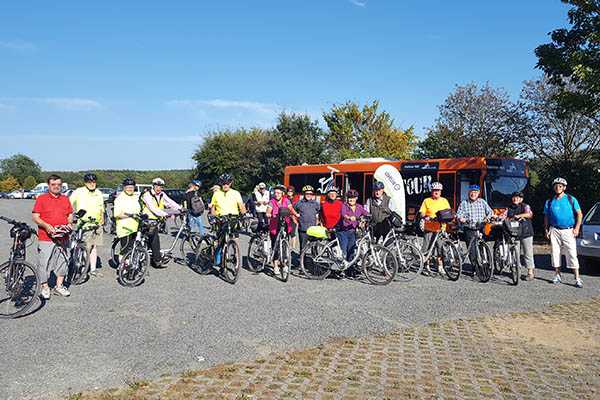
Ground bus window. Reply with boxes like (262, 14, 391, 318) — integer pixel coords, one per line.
(346, 172, 365, 201)
(364, 174, 374, 204)
(484, 175, 528, 208)
(457, 170, 481, 204)
(289, 173, 330, 194)
(438, 172, 456, 209)
(335, 174, 344, 194)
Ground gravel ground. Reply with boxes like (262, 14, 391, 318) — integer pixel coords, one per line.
(0, 199, 598, 400)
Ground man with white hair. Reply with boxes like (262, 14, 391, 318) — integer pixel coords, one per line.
(254, 182, 270, 231)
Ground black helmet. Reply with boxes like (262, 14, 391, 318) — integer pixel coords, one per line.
(122, 177, 136, 186)
(83, 173, 97, 182)
(373, 181, 385, 190)
(346, 189, 359, 198)
(218, 173, 233, 185)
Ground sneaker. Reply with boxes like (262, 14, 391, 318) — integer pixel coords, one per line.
(273, 265, 281, 276)
(40, 286, 51, 300)
(575, 279, 583, 288)
(53, 285, 71, 297)
(552, 275, 562, 284)
(90, 271, 103, 278)
(282, 265, 289, 276)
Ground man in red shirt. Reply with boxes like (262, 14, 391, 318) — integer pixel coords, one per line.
(321, 187, 343, 229)
(32, 175, 73, 299)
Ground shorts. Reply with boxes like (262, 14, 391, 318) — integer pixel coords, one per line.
(38, 241, 69, 283)
(83, 228, 103, 250)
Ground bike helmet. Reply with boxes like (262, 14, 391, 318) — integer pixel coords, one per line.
(191, 179, 202, 187)
(287, 186, 295, 193)
(258, 182, 267, 189)
(152, 177, 165, 186)
(468, 184, 481, 191)
(218, 173, 233, 185)
(512, 191, 524, 198)
(302, 185, 315, 193)
(346, 189, 359, 199)
(373, 181, 385, 190)
(274, 184, 287, 192)
(83, 173, 97, 182)
(327, 186, 339, 194)
(552, 177, 567, 186)
(431, 182, 443, 191)
(122, 177, 136, 186)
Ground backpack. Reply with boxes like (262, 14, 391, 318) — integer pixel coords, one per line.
(190, 191, 205, 215)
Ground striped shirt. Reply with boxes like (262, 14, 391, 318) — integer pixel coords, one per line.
(456, 198, 493, 224)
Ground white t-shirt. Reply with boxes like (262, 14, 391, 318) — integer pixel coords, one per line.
(254, 190, 270, 213)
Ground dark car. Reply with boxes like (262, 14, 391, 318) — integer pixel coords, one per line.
(0, 192, 7, 199)
(164, 189, 186, 205)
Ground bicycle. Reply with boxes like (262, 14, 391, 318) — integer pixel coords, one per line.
(454, 219, 493, 283)
(102, 203, 115, 234)
(246, 208, 292, 282)
(299, 216, 398, 285)
(116, 213, 159, 287)
(155, 210, 202, 267)
(0, 216, 41, 319)
(193, 215, 242, 284)
(417, 217, 462, 281)
(65, 210, 101, 286)
(491, 218, 521, 285)
(238, 213, 257, 235)
(381, 213, 424, 282)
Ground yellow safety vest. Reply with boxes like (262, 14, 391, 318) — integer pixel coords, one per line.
(141, 191, 165, 220)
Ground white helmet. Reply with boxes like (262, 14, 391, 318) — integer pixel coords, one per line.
(552, 177, 567, 186)
(431, 182, 443, 191)
(152, 177, 165, 186)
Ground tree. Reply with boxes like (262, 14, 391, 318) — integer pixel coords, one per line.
(22, 176, 38, 190)
(416, 83, 522, 159)
(535, 0, 600, 118)
(273, 112, 329, 166)
(323, 100, 417, 161)
(0, 154, 42, 186)
(517, 78, 600, 164)
(0, 175, 21, 192)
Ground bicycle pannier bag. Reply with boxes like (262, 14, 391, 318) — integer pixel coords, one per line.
(307, 225, 328, 239)
(504, 220, 521, 237)
(436, 208, 455, 223)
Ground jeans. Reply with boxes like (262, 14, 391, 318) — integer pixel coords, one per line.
(256, 212, 268, 232)
(337, 230, 357, 262)
(299, 230, 309, 251)
(188, 215, 206, 237)
(372, 220, 390, 243)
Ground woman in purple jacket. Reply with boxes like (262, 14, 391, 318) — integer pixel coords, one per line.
(338, 189, 368, 266)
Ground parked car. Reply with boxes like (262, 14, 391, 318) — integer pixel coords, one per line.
(164, 189, 186, 205)
(98, 187, 113, 202)
(108, 184, 152, 204)
(8, 191, 25, 199)
(30, 188, 48, 199)
(577, 201, 600, 269)
(0, 192, 7, 199)
(22, 191, 35, 199)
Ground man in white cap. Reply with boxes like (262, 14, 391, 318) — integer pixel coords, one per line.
(254, 182, 270, 231)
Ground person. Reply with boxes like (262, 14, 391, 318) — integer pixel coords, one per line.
(294, 185, 321, 251)
(32, 174, 73, 299)
(365, 181, 392, 243)
(286, 186, 300, 247)
(266, 185, 295, 275)
(544, 177, 583, 287)
(253, 182, 270, 231)
(456, 184, 494, 265)
(419, 182, 451, 273)
(183, 179, 206, 238)
(502, 191, 535, 281)
(140, 177, 182, 267)
(321, 187, 343, 230)
(338, 189, 368, 276)
(114, 177, 141, 259)
(207, 185, 220, 213)
(69, 173, 105, 277)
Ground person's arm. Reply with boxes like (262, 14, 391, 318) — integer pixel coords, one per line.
(543, 200, 550, 239)
(236, 192, 247, 215)
(574, 198, 583, 236)
(32, 212, 56, 236)
(266, 204, 273, 219)
(515, 204, 533, 220)
(456, 201, 465, 222)
(484, 201, 494, 219)
(162, 192, 182, 211)
(418, 200, 428, 219)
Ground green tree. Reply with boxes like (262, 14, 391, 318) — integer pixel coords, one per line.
(273, 112, 329, 165)
(535, 0, 600, 118)
(416, 83, 522, 159)
(0, 154, 42, 185)
(22, 175, 38, 190)
(0, 175, 21, 192)
(323, 100, 416, 161)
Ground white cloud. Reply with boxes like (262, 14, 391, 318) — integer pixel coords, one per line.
(167, 99, 280, 115)
(0, 97, 102, 111)
(0, 40, 36, 52)
(349, 0, 367, 7)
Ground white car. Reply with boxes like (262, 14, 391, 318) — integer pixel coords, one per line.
(8, 191, 25, 199)
(577, 201, 600, 269)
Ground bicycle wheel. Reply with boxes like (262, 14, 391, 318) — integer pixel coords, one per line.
(0, 260, 41, 319)
(246, 235, 266, 273)
(509, 246, 520, 286)
(117, 245, 148, 287)
(385, 237, 423, 282)
(110, 237, 121, 266)
(299, 240, 332, 280)
(68, 244, 89, 285)
(362, 244, 398, 285)
(220, 240, 240, 284)
(278, 238, 291, 282)
(439, 239, 462, 281)
(493, 241, 505, 274)
(475, 241, 493, 283)
(180, 232, 201, 266)
(192, 236, 214, 275)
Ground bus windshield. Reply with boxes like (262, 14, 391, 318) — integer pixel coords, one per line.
(485, 176, 528, 208)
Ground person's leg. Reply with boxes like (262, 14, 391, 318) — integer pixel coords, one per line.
(549, 227, 562, 275)
(337, 231, 349, 260)
(463, 229, 478, 265)
(563, 229, 581, 281)
(521, 236, 535, 278)
(346, 230, 357, 262)
(148, 229, 161, 266)
(37, 241, 53, 295)
(89, 245, 98, 272)
(299, 231, 308, 252)
(53, 244, 70, 293)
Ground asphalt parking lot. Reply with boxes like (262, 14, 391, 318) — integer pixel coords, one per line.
(1, 199, 599, 400)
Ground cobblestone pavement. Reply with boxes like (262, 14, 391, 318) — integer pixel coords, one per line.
(74, 297, 600, 400)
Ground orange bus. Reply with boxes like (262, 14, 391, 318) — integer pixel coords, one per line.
(283, 157, 528, 221)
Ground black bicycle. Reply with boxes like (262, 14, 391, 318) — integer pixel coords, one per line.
(66, 210, 100, 286)
(116, 213, 159, 287)
(193, 215, 242, 284)
(0, 216, 41, 319)
(454, 220, 493, 283)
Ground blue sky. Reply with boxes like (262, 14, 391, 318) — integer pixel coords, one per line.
(1, 0, 569, 170)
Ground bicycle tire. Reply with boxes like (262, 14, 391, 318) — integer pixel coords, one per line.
(299, 240, 332, 280)
(110, 237, 121, 265)
(180, 232, 201, 266)
(362, 244, 398, 285)
(0, 260, 41, 319)
(475, 241, 493, 283)
(279, 238, 291, 282)
(192, 236, 214, 275)
(509, 246, 519, 286)
(220, 239, 240, 284)
(384, 237, 423, 282)
(439, 239, 462, 281)
(246, 235, 266, 273)
(69, 244, 89, 285)
(117, 245, 148, 287)
(493, 241, 505, 274)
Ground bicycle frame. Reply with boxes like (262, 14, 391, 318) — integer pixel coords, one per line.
(160, 213, 190, 256)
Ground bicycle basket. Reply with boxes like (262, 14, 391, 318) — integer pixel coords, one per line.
(503, 220, 521, 237)
(424, 220, 442, 233)
(306, 225, 328, 239)
(435, 209, 455, 223)
(10, 224, 31, 241)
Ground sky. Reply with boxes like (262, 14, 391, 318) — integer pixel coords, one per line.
(0, 0, 570, 171)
